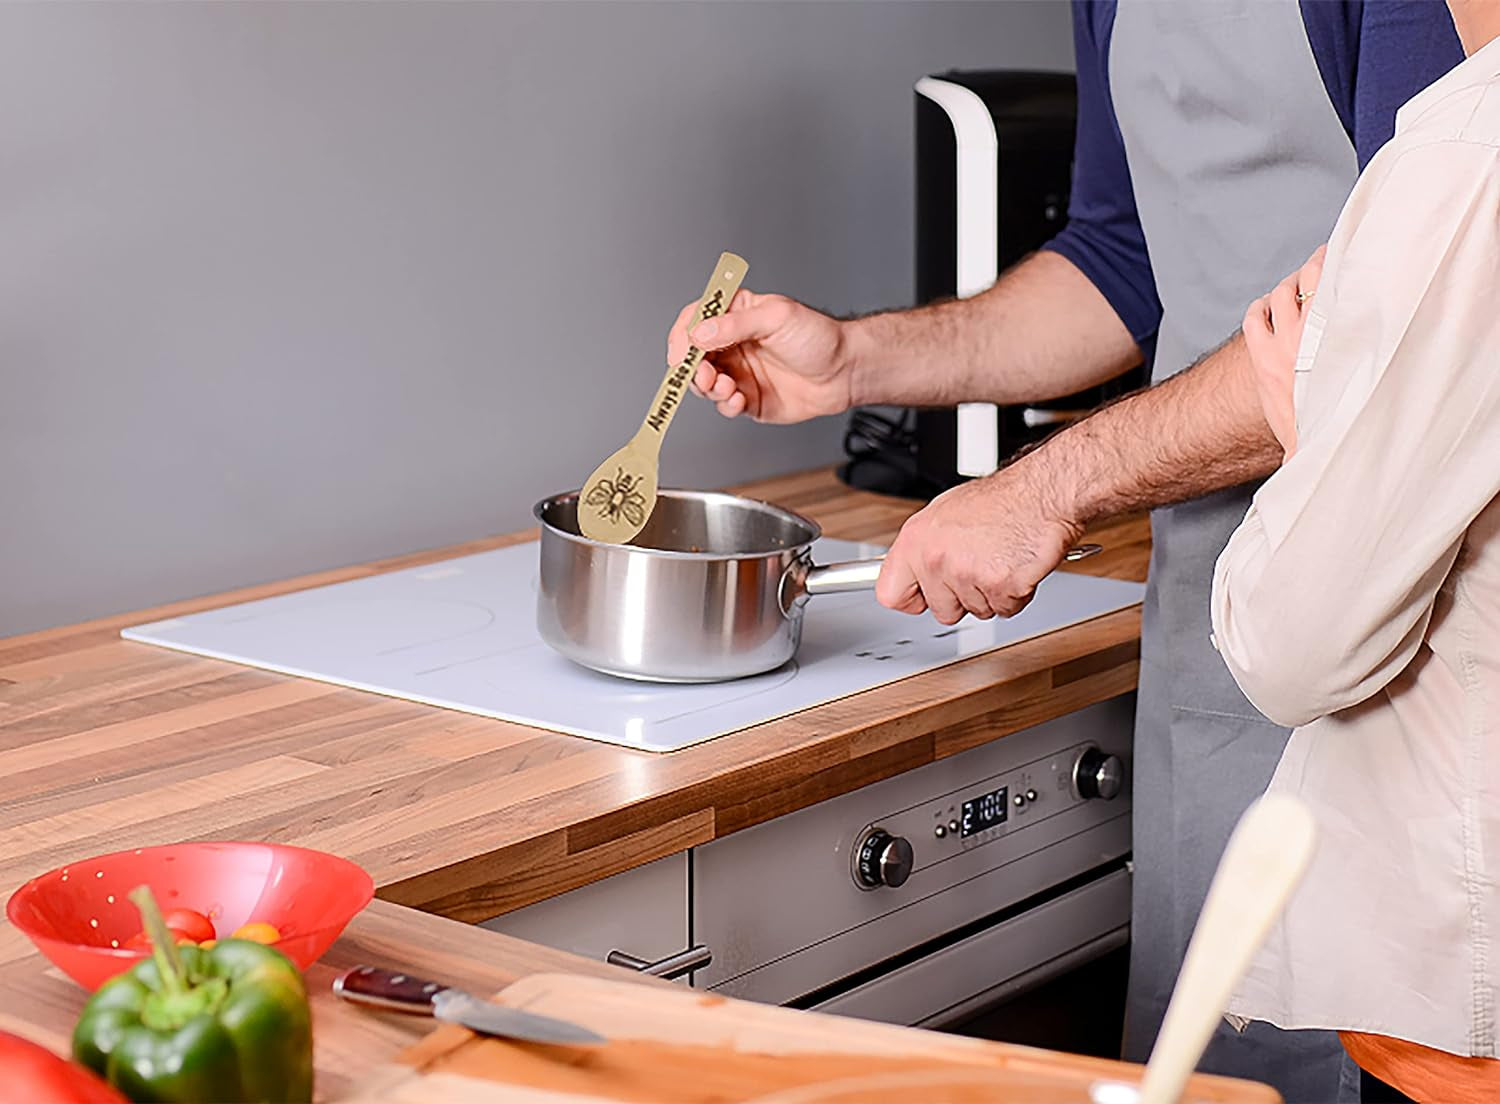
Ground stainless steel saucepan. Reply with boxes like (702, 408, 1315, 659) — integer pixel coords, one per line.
(535, 488, 1102, 683)
(535, 489, 880, 682)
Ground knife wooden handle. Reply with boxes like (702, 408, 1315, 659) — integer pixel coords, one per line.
(332, 965, 446, 1015)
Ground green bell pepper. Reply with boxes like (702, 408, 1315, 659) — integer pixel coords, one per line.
(72, 887, 313, 1104)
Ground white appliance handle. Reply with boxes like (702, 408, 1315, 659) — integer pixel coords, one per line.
(916, 76, 1000, 479)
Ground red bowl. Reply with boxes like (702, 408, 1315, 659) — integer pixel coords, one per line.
(6, 841, 374, 991)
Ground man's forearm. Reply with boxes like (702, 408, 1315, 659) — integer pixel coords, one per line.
(841, 251, 1143, 408)
(1029, 334, 1281, 526)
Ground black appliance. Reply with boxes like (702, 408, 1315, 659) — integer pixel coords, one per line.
(839, 69, 1146, 498)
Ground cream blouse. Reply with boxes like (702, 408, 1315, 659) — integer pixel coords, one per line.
(1211, 37, 1500, 1057)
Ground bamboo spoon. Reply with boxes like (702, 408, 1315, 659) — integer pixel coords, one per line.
(578, 252, 748, 544)
(1126, 793, 1317, 1104)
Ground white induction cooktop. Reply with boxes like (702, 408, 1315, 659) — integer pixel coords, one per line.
(122, 539, 1144, 753)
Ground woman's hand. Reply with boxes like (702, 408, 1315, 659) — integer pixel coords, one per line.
(1242, 245, 1326, 460)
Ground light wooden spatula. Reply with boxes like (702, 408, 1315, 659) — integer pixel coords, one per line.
(578, 252, 748, 544)
(1127, 793, 1317, 1104)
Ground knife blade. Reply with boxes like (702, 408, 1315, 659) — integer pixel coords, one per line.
(332, 965, 606, 1046)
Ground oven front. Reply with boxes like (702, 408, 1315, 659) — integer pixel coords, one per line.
(692, 695, 1134, 1030)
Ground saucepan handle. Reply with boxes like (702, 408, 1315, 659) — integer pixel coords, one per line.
(782, 544, 1103, 614)
(780, 556, 882, 614)
(802, 558, 885, 596)
(802, 545, 1103, 595)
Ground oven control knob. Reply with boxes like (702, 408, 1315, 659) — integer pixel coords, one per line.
(1073, 747, 1125, 801)
(855, 829, 914, 889)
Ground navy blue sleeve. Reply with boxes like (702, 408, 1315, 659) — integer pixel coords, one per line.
(1300, 1, 1464, 167)
(1039, 0, 1161, 348)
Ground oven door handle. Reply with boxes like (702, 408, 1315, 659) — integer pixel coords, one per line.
(606, 944, 712, 980)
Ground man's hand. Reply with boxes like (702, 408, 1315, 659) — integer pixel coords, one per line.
(875, 464, 1085, 625)
(665, 290, 852, 424)
(1242, 245, 1325, 459)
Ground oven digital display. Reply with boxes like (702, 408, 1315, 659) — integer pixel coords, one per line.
(960, 786, 1008, 837)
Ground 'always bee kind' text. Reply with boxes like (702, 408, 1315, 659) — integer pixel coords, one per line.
(647, 289, 729, 432)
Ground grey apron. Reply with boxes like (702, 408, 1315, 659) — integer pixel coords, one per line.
(1107, 3, 1359, 1100)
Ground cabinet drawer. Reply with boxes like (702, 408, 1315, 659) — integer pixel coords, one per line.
(481, 852, 688, 973)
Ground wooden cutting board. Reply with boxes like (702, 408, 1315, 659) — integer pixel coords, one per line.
(344, 973, 1280, 1104)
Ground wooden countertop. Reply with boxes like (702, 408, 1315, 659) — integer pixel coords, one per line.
(1, 468, 1147, 923)
(0, 466, 1149, 1099)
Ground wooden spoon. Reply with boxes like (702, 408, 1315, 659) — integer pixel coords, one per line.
(578, 252, 748, 544)
(1131, 794, 1317, 1104)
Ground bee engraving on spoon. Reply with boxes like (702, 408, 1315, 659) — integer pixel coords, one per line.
(584, 468, 648, 528)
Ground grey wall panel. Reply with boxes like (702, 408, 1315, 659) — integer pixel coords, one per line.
(0, 1, 1072, 634)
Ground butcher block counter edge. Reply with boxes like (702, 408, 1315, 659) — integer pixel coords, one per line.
(0, 468, 1149, 926)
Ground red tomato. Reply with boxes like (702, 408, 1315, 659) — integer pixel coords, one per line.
(123, 926, 198, 950)
(160, 908, 216, 943)
(0, 1030, 128, 1104)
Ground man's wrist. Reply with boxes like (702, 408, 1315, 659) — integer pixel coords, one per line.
(1039, 422, 1108, 530)
(986, 441, 1090, 542)
(839, 314, 879, 409)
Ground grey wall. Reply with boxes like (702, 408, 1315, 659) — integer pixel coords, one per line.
(0, 0, 1073, 636)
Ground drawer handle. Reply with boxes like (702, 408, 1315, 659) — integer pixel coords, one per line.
(607, 945, 712, 980)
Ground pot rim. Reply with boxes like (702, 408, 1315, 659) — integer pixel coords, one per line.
(533, 487, 823, 562)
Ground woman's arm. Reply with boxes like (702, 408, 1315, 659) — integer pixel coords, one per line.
(1212, 140, 1500, 729)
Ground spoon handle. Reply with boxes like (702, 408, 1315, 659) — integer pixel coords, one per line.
(635, 252, 748, 451)
(1136, 794, 1316, 1104)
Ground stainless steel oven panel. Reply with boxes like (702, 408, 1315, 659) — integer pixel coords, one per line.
(855, 738, 1110, 873)
(693, 695, 1133, 990)
(701, 825, 1128, 1005)
(802, 868, 1131, 1028)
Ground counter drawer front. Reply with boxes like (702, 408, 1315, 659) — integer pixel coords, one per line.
(480, 853, 688, 973)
